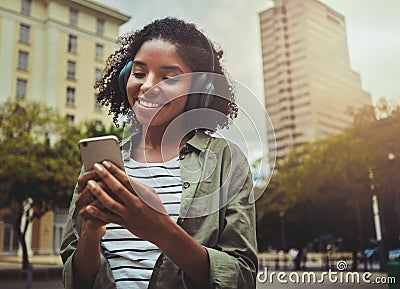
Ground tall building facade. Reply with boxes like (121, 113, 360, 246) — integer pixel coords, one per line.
(0, 0, 130, 255)
(260, 0, 371, 163)
(0, 0, 130, 126)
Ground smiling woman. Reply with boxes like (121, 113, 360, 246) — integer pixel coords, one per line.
(60, 17, 257, 289)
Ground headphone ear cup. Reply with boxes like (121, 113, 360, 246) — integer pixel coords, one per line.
(187, 73, 215, 109)
(118, 60, 133, 99)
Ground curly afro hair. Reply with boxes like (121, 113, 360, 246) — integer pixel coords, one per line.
(94, 17, 238, 131)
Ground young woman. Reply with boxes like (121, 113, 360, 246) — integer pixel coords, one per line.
(61, 17, 257, 289)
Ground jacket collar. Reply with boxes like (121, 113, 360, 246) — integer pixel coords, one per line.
(185, 130, 211, 152)
(121, 129, 211, 160)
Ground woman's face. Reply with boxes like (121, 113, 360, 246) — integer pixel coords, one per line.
(126, 39, 193, 128)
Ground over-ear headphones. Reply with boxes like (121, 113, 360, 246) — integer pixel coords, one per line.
(118, 34, 215, 109)
(118, 60, 133, 99)
(185, 36, 215, 110)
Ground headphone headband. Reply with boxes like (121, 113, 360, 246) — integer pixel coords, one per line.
(202, 33, 215, 72)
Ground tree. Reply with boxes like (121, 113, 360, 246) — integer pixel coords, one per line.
(256, 100, 400, 253)
(82, 120, 124, 139)
(0, 101, 78, 269)
(0, 101, 123, 269)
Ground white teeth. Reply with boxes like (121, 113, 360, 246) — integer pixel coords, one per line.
(138, 100, 163, 108)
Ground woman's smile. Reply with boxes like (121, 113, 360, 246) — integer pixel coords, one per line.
(136, 98, 165, 109)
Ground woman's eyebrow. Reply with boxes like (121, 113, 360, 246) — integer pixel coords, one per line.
(132, 61, 183, 73)
(132, 60, 146, 67)
(160, 66, 184, 73)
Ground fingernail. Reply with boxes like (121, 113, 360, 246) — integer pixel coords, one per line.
(88, 180, 96, 189)
(86, 206, 94, 214)
(94, 163, 103, 172)
(102, 161, 111, 169)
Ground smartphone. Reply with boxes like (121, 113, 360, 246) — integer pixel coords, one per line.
(78, 135, 124, 171)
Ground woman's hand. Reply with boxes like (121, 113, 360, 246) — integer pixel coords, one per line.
(85, 161, 210, 285)
(73, 171, 109, 286)
(84, 161, 173, 246)
(75, 171, 107, 238)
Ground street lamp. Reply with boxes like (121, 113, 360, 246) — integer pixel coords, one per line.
(369, 168, 387, 272)
(280, 211, 286, 252)
(388, 143, 400, 241)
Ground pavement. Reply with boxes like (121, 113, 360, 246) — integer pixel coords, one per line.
(0, 254, 63, 280)
(0, 254, 397, 289)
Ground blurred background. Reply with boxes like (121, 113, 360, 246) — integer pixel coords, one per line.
(0, 0, 399, 288)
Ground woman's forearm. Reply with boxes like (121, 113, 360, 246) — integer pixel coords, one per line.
(155, 220, 210, 286)
(73, 223, 103, 287)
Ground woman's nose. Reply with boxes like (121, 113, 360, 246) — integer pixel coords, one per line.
(140, 73, 159, 94)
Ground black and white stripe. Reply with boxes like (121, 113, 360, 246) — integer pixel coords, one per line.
(101, 157, 182, 289)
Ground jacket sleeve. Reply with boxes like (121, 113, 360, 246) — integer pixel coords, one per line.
(60, 173, 116, 289)
(187, 142, 258, 289)
(208, 151, 258, 289)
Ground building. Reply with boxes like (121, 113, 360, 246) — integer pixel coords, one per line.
(0, 0, 130, 125)
(0, 0, 130, 255)
(260, 0, 371, 163)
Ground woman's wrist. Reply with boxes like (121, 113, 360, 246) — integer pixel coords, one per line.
(74, 223, 103, 287)
(152, 219, 210, 285)
(151, 217, 179, 250)
(81, 222, 105, 243)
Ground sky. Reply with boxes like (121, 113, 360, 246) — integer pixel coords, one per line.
(97, 0, 400, 106)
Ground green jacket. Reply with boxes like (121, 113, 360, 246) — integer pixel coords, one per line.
(60, 130, 258, 289)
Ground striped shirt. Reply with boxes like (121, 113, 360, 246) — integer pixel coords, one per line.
(101, 157, 182, 289)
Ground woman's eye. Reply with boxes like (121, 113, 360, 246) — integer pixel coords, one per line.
(162, 76, 178, 84)
(133, 72, 145, 78)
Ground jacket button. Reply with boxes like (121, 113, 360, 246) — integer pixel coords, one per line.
(179, 154, 185, 160)
(181, 145, 190, 154)
(177, 218, 185, 225)
(183, 182, 190, 189)
(156, 258, 163, 267)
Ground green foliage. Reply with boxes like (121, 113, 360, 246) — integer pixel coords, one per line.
(256, 100, 400, 251)
(0, 100, 122, 267)
(0, 101, 75, 213)
(82, 120, 124, 139)
(0, 101, 124, 212)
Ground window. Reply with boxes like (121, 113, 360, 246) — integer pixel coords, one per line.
(68, 34, 77, 53)
(19, 24, 30, 43)
(16, 79, 27, 99)
(67, 60, 76, 79)
(21, 0, 31, 15)
(53, 224, 64, 253)
(95, 120, 103, 131)
(95, 68, 102, 82)
(2, 224, 19, 251)
(95, 44, 103, 60)
(53, 209, 68, 253)
(96, 18, 104, 35)
(94, 94, 102, 111)
(66, 87, 75, 106)
(66, 114, 75, 127)
(18, 51, 29, 70)
(69, 8, 78, 26)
